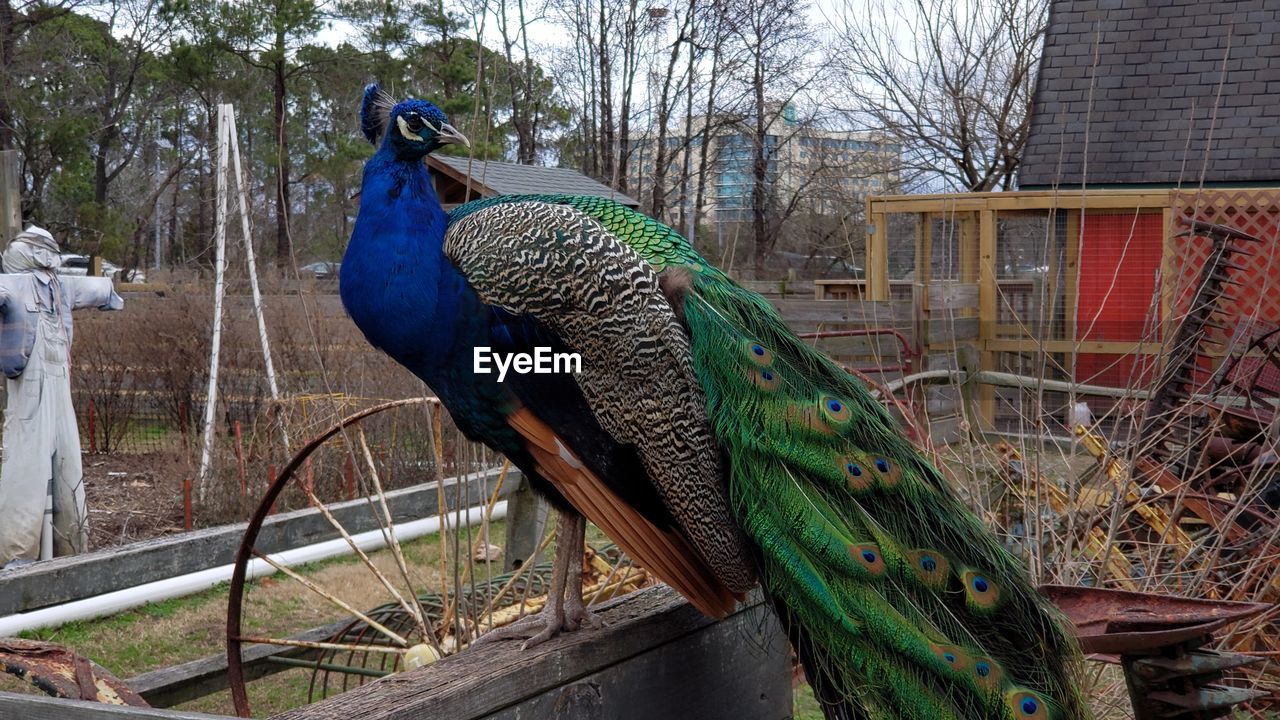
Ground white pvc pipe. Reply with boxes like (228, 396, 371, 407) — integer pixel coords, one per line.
(0, 501, 507, 636)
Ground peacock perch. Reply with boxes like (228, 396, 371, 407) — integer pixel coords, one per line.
(340, 85, 1090, 720)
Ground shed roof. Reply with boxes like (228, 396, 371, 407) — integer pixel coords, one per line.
(428, 156, 641, 208)
(1019, 0, 1280, 188)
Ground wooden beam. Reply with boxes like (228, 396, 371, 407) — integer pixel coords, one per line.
(0, 468, 519, 616)
(771, 298, 914, 330)
(0, 150, 20, 248)
(959, 213, 976, 282)
(867, 189, 1174, 214)
(983, 339, 1164, 354)
(270, 586, 790, 720)
(424, 157, 490, 203)
(977, 209, 997, 430)
(867, 211, 889, 301)
(502, 474, 549, 573)
(0, 693, 232, 720)
(128, 619, 350, 708)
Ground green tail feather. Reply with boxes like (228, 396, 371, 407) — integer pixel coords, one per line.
(452, 194, 1091, 720)
(681, 276, 1089, 720)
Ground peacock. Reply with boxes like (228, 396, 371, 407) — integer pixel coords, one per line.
(340, 84, 1089, 720)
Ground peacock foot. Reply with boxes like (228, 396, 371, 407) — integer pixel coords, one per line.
(471, 596, 597, 650)
(562, 590, 600, 632)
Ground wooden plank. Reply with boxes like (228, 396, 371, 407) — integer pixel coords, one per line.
(803, 334, 909, 360)
(772, 298, 914, 329)
(269, 587, 789, 720)
(502, 474, 549, 573)
(739, 278, 816, 297)
(0, 692, 233, 719)
(928, 317, 979, 344)
(127, 619, 349, 708)
(960, 212, 978, 284)
(983, 339, 1164, 355)
(0, 468, 519, 615)
(868, 211, 888, 301)
(977, 209, 997, 430)
(0, 150, 20, 248)
(867, 189, 1175, 215)
(925, 282, 980, 312)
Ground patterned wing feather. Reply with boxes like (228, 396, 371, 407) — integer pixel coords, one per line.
(444, 201, 755, 598)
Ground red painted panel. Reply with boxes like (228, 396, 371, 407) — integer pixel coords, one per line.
(1073, 212, 1163, 387)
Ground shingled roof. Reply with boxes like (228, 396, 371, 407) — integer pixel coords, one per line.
(1019, 0, 1280, 188)
(427, 156, 641, 209)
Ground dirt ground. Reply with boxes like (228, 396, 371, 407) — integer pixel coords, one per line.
(82, 452, 190, 550)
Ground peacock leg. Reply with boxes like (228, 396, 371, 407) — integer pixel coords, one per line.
(471, 507, 592, 650)
(559, 512, 599, 631)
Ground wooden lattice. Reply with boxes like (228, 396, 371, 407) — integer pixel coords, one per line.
(1172, 190, 1280, 348)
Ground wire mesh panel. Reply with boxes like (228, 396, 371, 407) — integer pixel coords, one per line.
(885, 212, 919, 281)
(995, 211, 1065, 340)
(927, 214, 965, 282)
(1073, 211, 1165, 388)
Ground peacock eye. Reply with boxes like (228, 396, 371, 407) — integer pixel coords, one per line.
(403, 112, 425, 133)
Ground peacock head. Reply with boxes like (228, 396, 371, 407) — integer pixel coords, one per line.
(360, 83, 470, 159)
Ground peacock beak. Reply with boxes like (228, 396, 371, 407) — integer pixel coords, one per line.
(437, 123, 470, 149)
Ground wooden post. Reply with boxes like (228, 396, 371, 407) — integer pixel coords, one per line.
(89, 255, 103, 277)
(977, 209, 997, 431)
(0, 150, 20, 249)
(868, 207, 889, 302)
(503, 475, 549, 572)
(960, 212, 980, 284)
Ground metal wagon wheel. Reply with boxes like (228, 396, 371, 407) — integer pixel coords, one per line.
(224, 398, 648, 716)
(225, 397, 509, 717)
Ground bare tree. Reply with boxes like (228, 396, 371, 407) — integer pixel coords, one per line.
(833, 0, 1048, 191)
(648, 0, 695, 220)
(495, 0, 538, 163)
(718, 0, 818, 269)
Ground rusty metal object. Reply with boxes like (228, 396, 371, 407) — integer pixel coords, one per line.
(227, 397, 433, 717)
(1043, 585, 1270, 718)
(1138, 220, 1262, 479)
(0, 637, 149, 706)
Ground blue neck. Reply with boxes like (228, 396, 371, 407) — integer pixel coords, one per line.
(341, 148, 475, 382)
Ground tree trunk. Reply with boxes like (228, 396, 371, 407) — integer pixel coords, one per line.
(0, 0, 14, 151)
(649, 6, 690, 221)
(93, 125, 118, 205)
(751, 54, 768, 270)
(273, 48, 291, 263)
(615, 0, 639, 193)
(597, 0, 614, 186)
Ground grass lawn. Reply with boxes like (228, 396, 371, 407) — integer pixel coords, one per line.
(7, 521, 512, 716)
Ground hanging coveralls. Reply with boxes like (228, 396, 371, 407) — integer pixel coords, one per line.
(0, 227, 122, 566)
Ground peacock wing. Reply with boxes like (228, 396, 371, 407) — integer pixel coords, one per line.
(443, 200, 756, 601)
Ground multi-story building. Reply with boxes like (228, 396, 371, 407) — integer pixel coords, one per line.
(624, 105, 901, 226)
